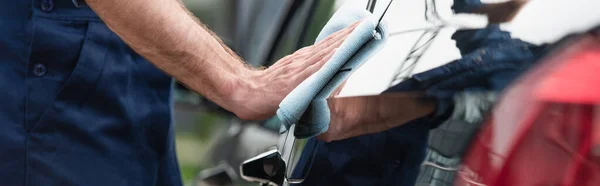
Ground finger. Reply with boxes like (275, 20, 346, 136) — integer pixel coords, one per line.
(293, 26, 352, 61)
(296, 45, 313, 53)
(323, 20, 361, 43)
(295, 48, 336, 79)
(272, 54, 294, 68)
(300, 32, 349, 69)
(313, 21, 359, 49)
(270, 45, 314, 71)
(293, 36, 343, 62)
(313, 30, 350, 56)
(304, 46, 338, 69)
(286, 46, 313, 62)
(310, 21, 361, 57)
(304, 43, 340, 67)
(285, 20, 359, 66)
(271, 21, 359, 75)
(273, 32, 343, 70)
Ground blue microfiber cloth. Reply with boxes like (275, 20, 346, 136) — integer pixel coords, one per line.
(276, 4, 388, 138)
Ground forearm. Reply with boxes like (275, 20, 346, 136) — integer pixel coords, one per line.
(86, 0, 247, 111)
(360, 95, 436, 129)
(325, 94, 436, 140)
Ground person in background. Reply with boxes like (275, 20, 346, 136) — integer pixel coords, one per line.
(0, 0, 358, 185)
(292, 0, 545, 186)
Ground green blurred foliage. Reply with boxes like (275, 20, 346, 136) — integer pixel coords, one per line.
(175, 111, 229, 184)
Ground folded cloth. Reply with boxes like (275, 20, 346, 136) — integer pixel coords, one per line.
(276, 4, 388, 138)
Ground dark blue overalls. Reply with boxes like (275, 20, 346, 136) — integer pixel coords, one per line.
(0, 1, 181, 185)
(293, 0, 546, 185)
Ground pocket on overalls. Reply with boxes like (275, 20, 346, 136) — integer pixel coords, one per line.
(30, 20, 111, 132)
(26, 20, 131, 185)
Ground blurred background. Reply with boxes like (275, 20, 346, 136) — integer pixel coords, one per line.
(172, 0, 600, 185)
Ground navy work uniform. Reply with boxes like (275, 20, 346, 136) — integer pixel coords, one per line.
(0, 0, 182, 185)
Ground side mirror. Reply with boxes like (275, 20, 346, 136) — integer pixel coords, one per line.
(239, 149, 286, 186)
(240, 125, 316, 186)
(196, 162, 237, 186)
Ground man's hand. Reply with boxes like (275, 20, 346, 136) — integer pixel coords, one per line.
(228, 22, 360, 120)
(317, 84, 436, 142)
(86, 0, 358, 121)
